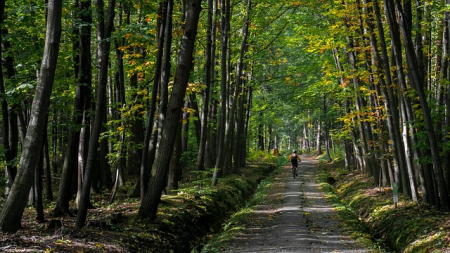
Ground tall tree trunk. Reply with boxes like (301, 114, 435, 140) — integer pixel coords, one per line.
(205, 99, 218, 168)
(156, 0, 173, 152)
(139, 1, 166, 198)
(53, 0, 91, 217)
(196, 0, 214, 171)
(212, 0, 230, 183)
(73, 0, 92, 209)
(0, 0, 62, 232)
(382, 0, 411, 193)
(0, 3, 16, 194)
(138, 0, 202, 220)
(231, 0, 251, 170)
(76, 0, 115, 228)
(393, 0, 450, 211)
(323, 94, 332, 163)
(127, 72, 144, 179)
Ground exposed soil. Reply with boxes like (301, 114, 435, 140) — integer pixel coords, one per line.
(218, 156, 373, 252)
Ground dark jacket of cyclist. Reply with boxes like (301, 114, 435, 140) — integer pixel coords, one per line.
(288, 150, 300, 167)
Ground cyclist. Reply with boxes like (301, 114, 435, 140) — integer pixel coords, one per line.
(288, 150, 301, 177)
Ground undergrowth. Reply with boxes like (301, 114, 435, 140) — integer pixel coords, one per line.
(317, 159, 450, 253)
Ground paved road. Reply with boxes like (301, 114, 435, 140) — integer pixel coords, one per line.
(222, 157, 372, 253)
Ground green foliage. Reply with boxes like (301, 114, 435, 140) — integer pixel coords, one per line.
(180, 149, 198, 168)
(246, 148, 278, 164)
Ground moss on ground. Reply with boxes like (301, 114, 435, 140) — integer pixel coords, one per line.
(318, 160, 450, 253)
(0, 162, 276, 253)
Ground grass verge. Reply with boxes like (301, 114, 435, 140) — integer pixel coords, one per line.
(317, 159, 450, 252)
(199, 161, 284, 253)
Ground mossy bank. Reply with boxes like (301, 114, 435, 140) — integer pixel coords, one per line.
(318, 160, 450, 252)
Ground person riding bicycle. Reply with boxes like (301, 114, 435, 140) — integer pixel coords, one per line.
(288, 150, 301, 176)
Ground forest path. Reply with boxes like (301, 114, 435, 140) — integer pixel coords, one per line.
(221, 157, 372, 253)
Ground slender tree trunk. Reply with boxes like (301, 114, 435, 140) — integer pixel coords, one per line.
(156, 0, 173, 152)
(43, 117, 53, 201)
(189, 94, 201, 147)
(0, 0, 62, 232)
(138, 0, 202, 220)
(34, 141, 45, 223)
(53, 0, 91, 216)
(316, 119, 322, 155)
(0, 4, 16, 194)
(231, 0, 251, 170)
(181, 100, 190, 152)
(139, 2, 165, 198)
(76, 0, 115, 228)
(166, 120, 182, 193)
(382, 0, 411, 193)
(196, 0, 214, 171)
(394, 0, 450, 211)
(212, 0, 230, 183)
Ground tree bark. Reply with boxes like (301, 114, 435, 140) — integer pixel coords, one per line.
(0, 0, 63, 232)
(393, 0, 450, 211)
(139, 1, 165, 198)
(0, 3, 17, 194)
(53, 0, 92, 217)
(196, 0, 214, 171)
(138, 0, 202, 220)
(233, 0, 251, 170)
(76, 0, 115, 228)
(212, 0, 230, 183)
(166, 120, 182, 193)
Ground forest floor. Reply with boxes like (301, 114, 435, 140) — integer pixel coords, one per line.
(0, 160, 275, 252)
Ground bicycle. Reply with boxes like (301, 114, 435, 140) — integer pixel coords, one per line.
(291, 164, 298, 178)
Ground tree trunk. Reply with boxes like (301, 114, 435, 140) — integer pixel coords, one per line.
(138, 0, 202, 220)
(181, 100, 190, 152)
(316, 119, 322, 155)
(53, 0, 92, 217)
(212, 0, 230, 183)
(0, 5, 16, 194)
(139, 1, 166, 198)
(189, 94, 201, 147)
(0, 0, 62, 232)
(196, 0, 214, 171)
(382, 0, 411, 194)
(157, 0, 173, 151)
(230, 0, 251, 170)
(43, 117, 53, 201)
(393, 0, 450, 211)
(76, 0, 115, 228)
(166, 120, 182, 193)
(35, 142, 45, 223)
